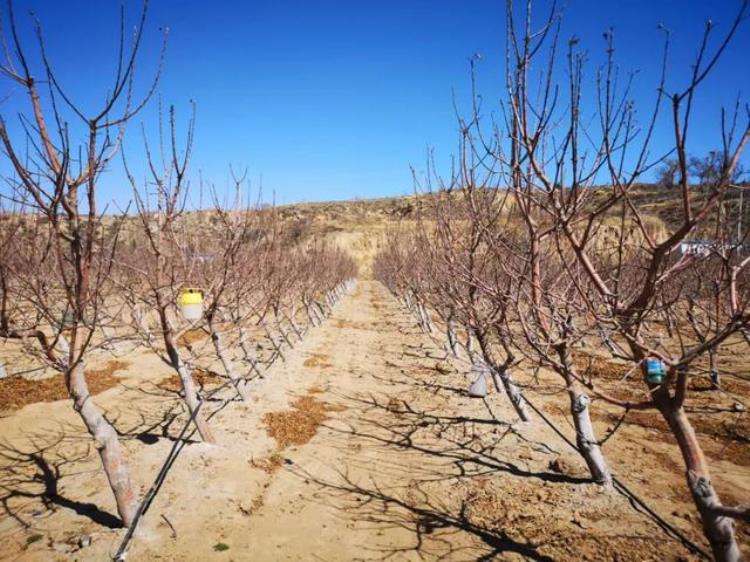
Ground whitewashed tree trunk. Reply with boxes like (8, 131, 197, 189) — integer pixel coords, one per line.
(311, 302, 323, 324)
(174, 356, 215, 443)
(658, 397, 741, 561)
(419, 303, 433, 333)
(491, 367, 532, 422)
(68, 360, 137, 526)
(238, 324, 253, 360)
(564, 374, 611, 485)
(709, 347, 720, 389)
(464, 331, 473, 355)
(163, 332, 215, 443)
(599, 327, 618, 355)
(468, 363, 488, 397)
(305, 303, 318, 326)
(472, 333, 531, 423)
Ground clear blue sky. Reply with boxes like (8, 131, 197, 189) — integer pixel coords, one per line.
(1, 0, 749, 207)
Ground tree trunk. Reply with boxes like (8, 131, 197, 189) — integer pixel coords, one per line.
(564, 373, 612, 485)
(415, 303, 426, 332)
(305, 302, 318, 326)
(312, 302, 324, 324)
(472, 332, 531, 423)
(264, 325, 285, 362)
(237, 324, 253, 359)
(209, 324, 249, 401)
(465, 331, 473, 355)
(709, 347, 720, 389)
(277, 321, 293, 348)
(173, 356, 216, 443)
(419, 303, 434, 333)
(133, 307, 153, 345)
(284, 311, 303, 341)
(446, 321, 460, 357)
(659, 400, 741, 561)
(599, 327, 618, 355)
(164, 335, 215, 443)
(491, 367, 532, 422)
(237, 326, 263, 378)
(68, 361, 137, 527)
(101, 325, 124, 354)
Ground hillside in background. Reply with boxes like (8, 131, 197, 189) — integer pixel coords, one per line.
(269, 184, 748, 271)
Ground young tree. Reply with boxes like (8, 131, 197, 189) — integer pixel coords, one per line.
(196, 172, 267, 401)
(122, 103, 216, 443)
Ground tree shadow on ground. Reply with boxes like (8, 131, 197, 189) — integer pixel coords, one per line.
(0, 429, 122, 529)
(106, 387, 201, 445)
(291, 463, 556, 562)
(326, 390, 583, 485)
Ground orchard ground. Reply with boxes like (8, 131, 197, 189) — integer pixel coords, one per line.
(0, 193, 748, 560)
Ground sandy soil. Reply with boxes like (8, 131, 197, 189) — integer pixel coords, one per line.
(0, 280, 747, 560)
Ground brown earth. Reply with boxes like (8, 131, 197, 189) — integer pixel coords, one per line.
(0, 190, 748, 560)
(0, 280, 746, 560)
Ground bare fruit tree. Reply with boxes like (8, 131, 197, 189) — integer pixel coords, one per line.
(375, 0, 750, 557)
(504, 4, 750, 558)
(121, 102, 216, 443)
(0, 1, 164, 526)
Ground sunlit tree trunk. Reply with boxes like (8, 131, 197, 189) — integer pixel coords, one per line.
(208, 317, 249, 401)
(67, 358, 137, 525)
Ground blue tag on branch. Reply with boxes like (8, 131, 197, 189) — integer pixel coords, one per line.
(646, 358, 666, 384)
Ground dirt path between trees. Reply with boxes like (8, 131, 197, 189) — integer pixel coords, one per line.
(0, 280, 730, 560)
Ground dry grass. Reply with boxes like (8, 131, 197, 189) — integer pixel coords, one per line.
(250, 453, 284, 474)
(157, 368, 224, 393)
(303, 353, 332, 369)
(0, 360, 129, 412)
(263, 394, 346, 449)
(177, 328, 208, 346)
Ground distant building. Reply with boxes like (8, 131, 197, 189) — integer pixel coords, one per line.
(680, 240, 713, 256)
(680, 240, 747, 257)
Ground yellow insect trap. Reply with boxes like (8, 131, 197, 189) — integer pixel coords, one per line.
(178, 288, 204, 321)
